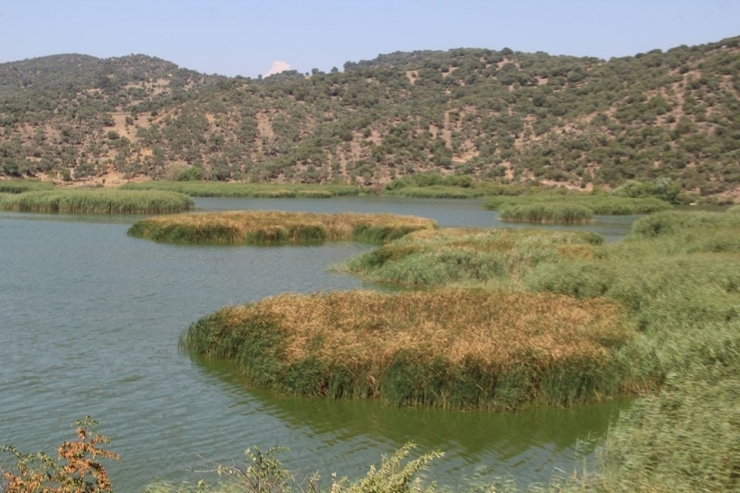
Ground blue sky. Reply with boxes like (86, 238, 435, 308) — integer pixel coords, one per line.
(1, 0, 738, 77)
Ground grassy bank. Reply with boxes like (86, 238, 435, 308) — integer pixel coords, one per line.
(120, 181, 360, 198)
(128, 211, 436, 244)
(484, 194, 672, 215)
(182, 289, 630, 410)
(0, 190, 194, 214)
(0, 179, 54, 194)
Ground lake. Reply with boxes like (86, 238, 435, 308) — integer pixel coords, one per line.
(0, 197, 637, 492)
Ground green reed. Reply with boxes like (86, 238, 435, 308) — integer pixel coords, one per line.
(484, 194, 672, 215)
(0, 190, 194, 214)
(498, 203, 594, 224)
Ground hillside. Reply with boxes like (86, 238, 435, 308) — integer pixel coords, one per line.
(0, 36, 739, 197)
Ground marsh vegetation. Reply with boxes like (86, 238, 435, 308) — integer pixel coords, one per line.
(483, 194, 672, 220)
(120, 181, 360, 198)
(177, 208, 740, 490)
(335, 209, 740, 491)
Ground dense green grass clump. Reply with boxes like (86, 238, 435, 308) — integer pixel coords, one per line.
(0, 190, 194, 214)
(182, 290, 630, 410)
(484, 194, 672, 215)
(499, 203, 594, 224)
(338, 228, 603, 286)
(120, 181, 360, 198)
(0, 180, 55, 194)
(128, 211, 436, 245)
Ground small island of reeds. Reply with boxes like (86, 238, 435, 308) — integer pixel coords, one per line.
(0, 189, 194, 214)
(127, 211, 437, 244)
(182, 289, 630, 410)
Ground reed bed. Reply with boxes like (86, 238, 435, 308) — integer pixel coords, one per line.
(0, 190, 194, 214)
(120, 181, 360, 198)
(182, 290, 630, 410)
(171, 210, 740, 490)
(484, 194, 672, 215)
(0, 179, 55, 194)
(498, 203, 594, 224)
(383, 186, 487, 199)
(338, 228, 603, 286)
(128, 211, 437, 244)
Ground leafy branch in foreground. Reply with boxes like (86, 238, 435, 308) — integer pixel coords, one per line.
(1, 417, 119, 493)
(151, 443, 442, 493)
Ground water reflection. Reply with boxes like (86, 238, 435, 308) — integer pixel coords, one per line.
(194, 357, 629, 485)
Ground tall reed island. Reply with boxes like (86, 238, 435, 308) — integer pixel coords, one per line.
(0, 190, 194, 214)
(182, 290, 630, 410)
(127, 211, 436, 244)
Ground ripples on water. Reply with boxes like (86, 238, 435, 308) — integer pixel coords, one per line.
(0, 199, 635, 492)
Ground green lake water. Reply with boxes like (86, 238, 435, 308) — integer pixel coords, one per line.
(0, 197, 637, 492)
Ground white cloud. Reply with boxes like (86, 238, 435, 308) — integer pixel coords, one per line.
(263, 61, 291, 77)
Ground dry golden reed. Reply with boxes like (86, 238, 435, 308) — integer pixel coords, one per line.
(185, 289, 630, 409)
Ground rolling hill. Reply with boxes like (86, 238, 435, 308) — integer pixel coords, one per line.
(0, 35, 739, 198)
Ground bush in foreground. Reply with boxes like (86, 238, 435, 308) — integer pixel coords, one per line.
(0, 417, 119, 493)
